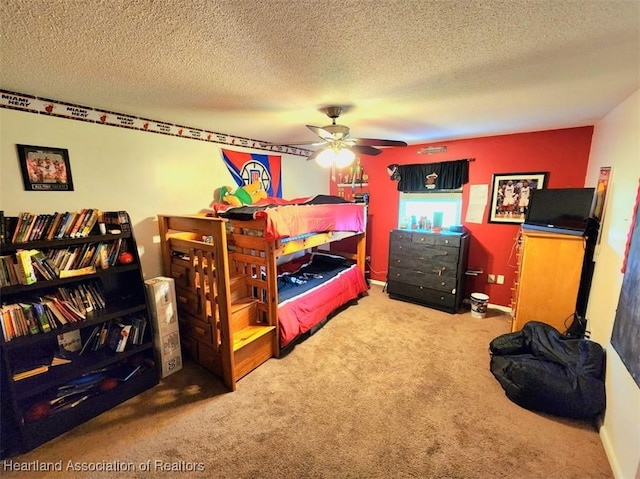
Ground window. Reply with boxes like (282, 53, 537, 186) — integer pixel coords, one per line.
(398, 191, 463, 230)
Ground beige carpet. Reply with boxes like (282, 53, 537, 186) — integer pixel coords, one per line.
(4, 284, 612, 479)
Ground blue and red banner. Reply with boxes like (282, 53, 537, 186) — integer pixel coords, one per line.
(221, 149, 282, 197)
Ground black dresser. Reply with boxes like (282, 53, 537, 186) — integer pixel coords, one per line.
(387, 229, 470, 313)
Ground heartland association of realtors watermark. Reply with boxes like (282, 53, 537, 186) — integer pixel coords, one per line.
(2, 459, 206, 473)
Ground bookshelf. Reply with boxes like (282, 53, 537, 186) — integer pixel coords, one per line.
(0, 211, 158, 457)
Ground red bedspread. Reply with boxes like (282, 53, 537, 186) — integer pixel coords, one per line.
(278, 264, 368, 348)
(213, 196, 367, 241)
(257, 203, 366, 241)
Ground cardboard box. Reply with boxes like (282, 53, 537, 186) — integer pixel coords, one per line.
(145, 277, 182, 377)
(145, 276, 178, 332)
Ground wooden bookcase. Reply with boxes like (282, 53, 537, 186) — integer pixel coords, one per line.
(0, 211, 158, 457)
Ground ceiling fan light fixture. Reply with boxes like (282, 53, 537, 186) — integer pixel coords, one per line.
(335, 148, 356, 167)
(315, 146, 355, 168)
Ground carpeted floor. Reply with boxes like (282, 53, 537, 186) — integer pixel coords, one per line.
(3, 284, 613, 478)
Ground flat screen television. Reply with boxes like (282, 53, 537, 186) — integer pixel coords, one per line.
(524, 188, 596, 236)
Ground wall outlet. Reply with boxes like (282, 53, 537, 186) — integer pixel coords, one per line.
(488, 274, 495, 283)
(497, 274, 505, 285)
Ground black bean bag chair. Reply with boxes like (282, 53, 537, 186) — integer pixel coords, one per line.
(489, 321, 606, 419)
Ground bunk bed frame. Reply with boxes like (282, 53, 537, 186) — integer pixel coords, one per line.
(158, 211, 367, 391)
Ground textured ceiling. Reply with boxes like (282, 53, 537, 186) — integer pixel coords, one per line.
(1, 0, 639, 147)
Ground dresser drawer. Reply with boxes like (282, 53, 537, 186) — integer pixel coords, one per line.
(389, 245, 459, 265)
(411, 233, 461, 248)
(389, 229, 414, 244)
(176, 288, 200, 317)
(183, 315, 214, 344)
(387, 281, 457, 310)
(170, 263, 191, 289)
(388, 267, 458, 292)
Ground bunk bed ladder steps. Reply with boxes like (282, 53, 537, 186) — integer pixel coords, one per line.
(230, 298, 275, 379)
(228, 273, 250, 303)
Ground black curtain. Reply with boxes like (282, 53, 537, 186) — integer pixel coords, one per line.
(395, 159, 470, 192)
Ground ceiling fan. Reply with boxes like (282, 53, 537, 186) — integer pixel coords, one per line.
(268, 106, 408, 166)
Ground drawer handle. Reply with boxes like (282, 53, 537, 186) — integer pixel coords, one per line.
(444, 240, 449, 244)
(440, 282, 445, 286)
(195, 326, 206, 336)
(171, 271, 182, 278)
(177, 296, 188, 304)
(420, 237, 425, 242)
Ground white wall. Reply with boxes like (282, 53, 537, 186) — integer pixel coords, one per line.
(0, 108, 329, 279)
(585, 89, 640, 479)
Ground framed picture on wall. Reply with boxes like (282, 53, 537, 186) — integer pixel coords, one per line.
(488, 172, 547, 224)
(17, 144, 74, 191)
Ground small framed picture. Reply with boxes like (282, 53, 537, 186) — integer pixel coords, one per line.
(17, 144, 74, 191)
(488, 172, 548, 224)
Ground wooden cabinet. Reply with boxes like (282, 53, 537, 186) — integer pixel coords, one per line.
(0, 211, 158, 457)
(510, 230, 586, 333)
(387, 229, 470, 313)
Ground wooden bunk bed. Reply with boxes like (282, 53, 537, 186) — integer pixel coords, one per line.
(158, 197, 368, 390)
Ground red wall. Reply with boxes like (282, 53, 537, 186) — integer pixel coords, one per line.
(333, 127, 593, 307)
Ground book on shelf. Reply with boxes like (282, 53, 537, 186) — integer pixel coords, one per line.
(0, 255, 19, 286)
(45, 212, 64, 240)
(95, 322, 111, 351)
(1, 305, 16, 341)
(29, 249, 57, 280)
(57, 330, 82, 359)
(107, 322, 132, 353)
(18, 302, 41, 335)
(11, 351, 73, 381)
(32, 302, 53, 333)
(12, 365, 50, 381)
(68, 208, 88, 238)
(35, 214, 55, 241)
(0, 303, 31, 340)
(11, 213, 32, 243)
(32, 249, 60, 278)
(14, 250, 37, 285)
(2, 216, 18, 245)
(102, 211, 131, 233)
(59, 265, 97, 278)
(79, 325, 101, 355)
(42, 298, 69, 327)
(79, 209, 100, 237)
(55, 211, 76, 239)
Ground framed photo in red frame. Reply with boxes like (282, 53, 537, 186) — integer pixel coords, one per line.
(17, 144, 74, 191)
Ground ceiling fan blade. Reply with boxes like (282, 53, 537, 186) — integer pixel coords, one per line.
(306, 125, 335, 141)
(351, 145, 382, 156)
(305, 149, 323, 162)
(353, 138, 408, 147)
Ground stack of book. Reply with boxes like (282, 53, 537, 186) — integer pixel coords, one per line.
(0, 281, 106, 341)
(7, 209, 101, 244)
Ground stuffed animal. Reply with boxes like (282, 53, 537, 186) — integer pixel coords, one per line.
(219, 181, 267, 206)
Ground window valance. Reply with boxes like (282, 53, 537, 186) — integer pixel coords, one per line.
(388, 158, 470, 192)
